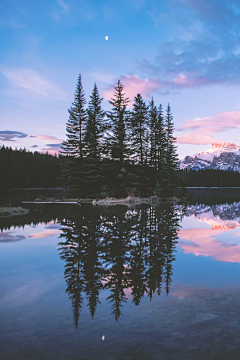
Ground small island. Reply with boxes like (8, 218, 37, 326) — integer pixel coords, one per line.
(58, 75, 182, 201)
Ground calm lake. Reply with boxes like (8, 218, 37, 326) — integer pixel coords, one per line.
(0, 189, 240, 360)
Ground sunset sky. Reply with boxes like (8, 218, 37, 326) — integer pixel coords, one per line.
(1, 0, 240, 158)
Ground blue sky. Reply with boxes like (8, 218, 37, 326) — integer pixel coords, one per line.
(1, 0, 240, 158)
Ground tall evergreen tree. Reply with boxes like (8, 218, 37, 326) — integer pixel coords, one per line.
(61, 74, 87, 159)
(157, 104, 179, 197)
(156, 104, 167, 175)
(130, 94, 148, 166)
(107, 80, 130, 163)
(60, 74, 88, 196)
(84, 83, 106, 159)
(147, 97, 158, 167)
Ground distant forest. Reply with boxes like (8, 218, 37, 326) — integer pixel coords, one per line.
(181, 168, 240, 187)
(2, 146, 240, 190)
(0, 145, 62, 188)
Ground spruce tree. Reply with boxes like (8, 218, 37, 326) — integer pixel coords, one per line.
(61, 74, 87, 159)
(130, 94, 148, 166)
(156, 104, 167, 175)
(80, 83, 107, 197)
(60, 74, 87, 196)
(84, 83, 106, 159)
(157, 104, 179, 197)
(148, 97, 158, 168)
(107, 80, 130, 163)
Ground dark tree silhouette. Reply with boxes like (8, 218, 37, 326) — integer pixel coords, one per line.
(107, 80, 130, 163)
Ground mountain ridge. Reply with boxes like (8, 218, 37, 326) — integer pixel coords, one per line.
(179, 142, 240, 171)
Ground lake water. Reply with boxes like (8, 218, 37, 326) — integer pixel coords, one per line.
(0, 190, 240, 360)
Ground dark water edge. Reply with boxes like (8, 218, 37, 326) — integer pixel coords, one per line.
(187, 188, 240, 205)
(2, 187, 240, 208)
(0, 188, 65, 206)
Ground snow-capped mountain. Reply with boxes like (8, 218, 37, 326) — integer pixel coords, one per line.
(179, 142, 240, 171)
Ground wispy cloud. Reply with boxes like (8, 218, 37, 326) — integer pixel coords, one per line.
(57, 0, 69, 13)
(28, 229, 61, 239)
(31, 135, 63, 144)
(0, 131, 28, 142)
(49, 0, 69, 21)
(0, 66, 69, 101)
(139, 0, 240, 92)
(0, 232, 26, 242)
(104, 75, 165, 103)
(177, 111, 240, 145)
(29, 135, 63, 155)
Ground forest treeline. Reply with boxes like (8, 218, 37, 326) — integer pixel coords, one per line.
(0, 145, 62, 188)
(181, 169, 240, 187)
(60, 74, 180, 198)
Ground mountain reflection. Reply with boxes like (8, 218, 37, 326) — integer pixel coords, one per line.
(179, 202, 240, 263)
(186, 202, 240, 230)
(58, 204, 181, 325)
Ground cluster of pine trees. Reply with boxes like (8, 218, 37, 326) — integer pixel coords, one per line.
(60, 74, 180, 198)
(0, 145, 62, 188)
(181, 169, 240, 187)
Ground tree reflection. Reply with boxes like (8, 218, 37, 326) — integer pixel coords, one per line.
(58, 206, 102, 328)
(58, 204, 182, 325)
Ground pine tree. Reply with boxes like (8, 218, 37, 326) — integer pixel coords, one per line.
(148, 97, 158, 168)
(107, 80, 130, 163)
(79, 83, 107, 197)
(158, 104, 179, 197)
(130, 94, 148, 166)
(61, 74, 87, 159)
(84, 83, 106, 159)
(156, 104, 167, 175)
(60, 74, 87, 196)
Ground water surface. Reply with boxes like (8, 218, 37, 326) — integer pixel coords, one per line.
(0, 190, 240, 360)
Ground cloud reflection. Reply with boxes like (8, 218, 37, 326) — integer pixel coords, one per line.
(179, 227, 240, 263)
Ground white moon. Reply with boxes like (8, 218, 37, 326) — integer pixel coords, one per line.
(105, 36, 108, 41)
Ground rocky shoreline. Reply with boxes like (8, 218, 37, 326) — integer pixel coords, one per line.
(23, 195, 185, 206)
(0, 206, 30, 218)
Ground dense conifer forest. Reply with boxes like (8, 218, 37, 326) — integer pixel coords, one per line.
(0, 146, 62, 188)
(181, 168, 240, 187)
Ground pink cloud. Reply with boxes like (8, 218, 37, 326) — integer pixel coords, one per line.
(172, 74, 205, 87)
(177, 132, 223, 145)
(104, 75, 163, 103)
(28, 229, 61, 239)
(182, 111, 240, 132)
(29, 135, 63, 155)
(177, 110, 240, 145)
(0, 66, 69, 101)
(31, 135, 63, 143)
(179, 228, 240, 263)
